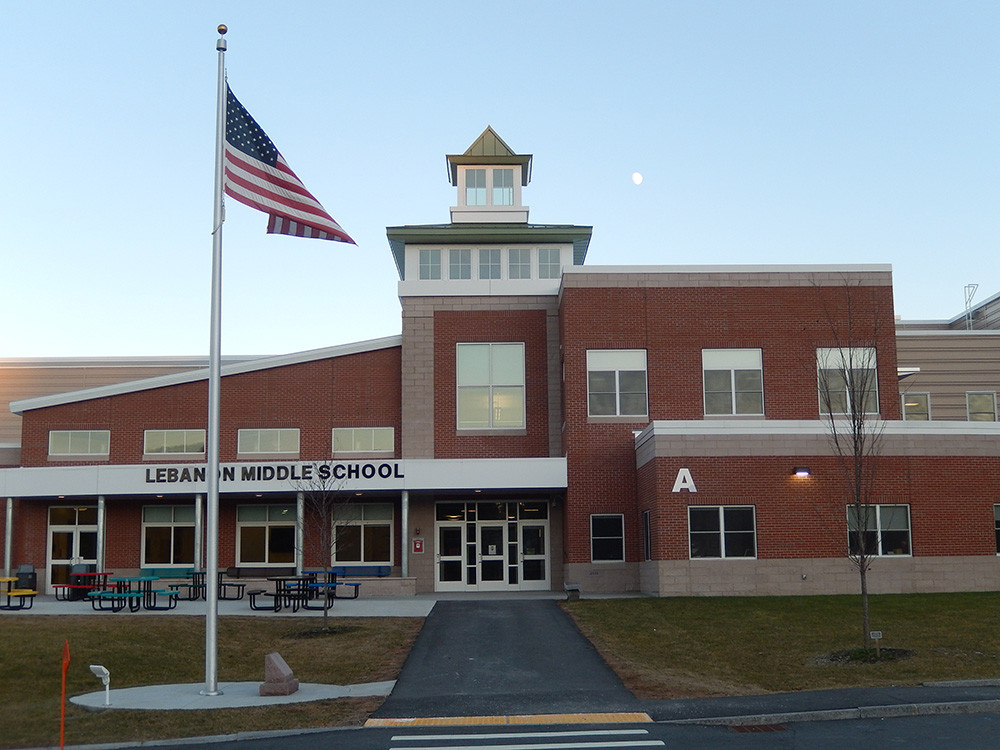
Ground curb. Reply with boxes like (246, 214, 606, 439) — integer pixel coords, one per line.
(662, 698, 1000, 726)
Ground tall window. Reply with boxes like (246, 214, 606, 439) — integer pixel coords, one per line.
(492, 168, 514, 206)
(538, 248, 561, 279)
(332, 427, 394, 453)
(449, 248, 471, 279)
(702, 349, 764, 416)
(509, 248, 531, 279)
(817, 347, 878, 415)
(591, 514, 625, 561)
(237, 428, 300, 454)
(689, 506, 756, 558)
(642, 510, 652, 562)
(465, 169, 487, 205)
(479, 248, 501, 280)
(237, 504, 296, 565)
(144, 429, 206, 455)
(48, 430, 110, 456)
(995, 505, 1000, 555)
(419, 248, 441, 280)
(847, 505, 911, 556)
(586, 350, 648, 417)
(967, 392, 997, 422)
(142, 506, 195, 566)
(456, 343, 525, 429)
(333, 503, 393, 564)
(901, 393, 930, 421)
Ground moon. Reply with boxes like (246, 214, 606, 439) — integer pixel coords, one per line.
(631, 172, 643, 185)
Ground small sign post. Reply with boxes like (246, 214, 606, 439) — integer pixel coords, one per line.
(870, 630, 882, 658)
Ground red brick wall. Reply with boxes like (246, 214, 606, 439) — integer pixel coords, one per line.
(19, 347, 402, 466)
(433, 309, 550, 458)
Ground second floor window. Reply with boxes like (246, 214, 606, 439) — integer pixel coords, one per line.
(817, 347, 878, 416)
(333, 427, 394, 453)
(48, 430, 110, 456)
(702, 349, 764, 416)
(237, 428, 300, 455)
(901, 393, 930, 421)
(509, 248, 531, 279)
(587, 350, 648, 418)
(144, 429, 206, 455)
(419, 248, 441, 280)
(967, 392, 997, 422)
(449, 248, 471, 279)
(479, 248, 501, 280)
(538, 248, 561, 279)
(456, 343, 525, 429)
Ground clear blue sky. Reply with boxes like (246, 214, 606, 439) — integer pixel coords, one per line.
(2, 2, 997, 356)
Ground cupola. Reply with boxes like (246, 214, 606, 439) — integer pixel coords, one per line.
(446, 127, 531, 223)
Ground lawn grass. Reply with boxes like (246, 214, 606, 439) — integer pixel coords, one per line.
(0, 615, 422, 749)
(563, 592, 1000, 698)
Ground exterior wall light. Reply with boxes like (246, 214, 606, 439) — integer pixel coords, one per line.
(793, 467, 811, 477)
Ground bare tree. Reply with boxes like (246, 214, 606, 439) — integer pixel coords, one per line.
(293, 463, 351, 631)
(816, 281, 888, 650)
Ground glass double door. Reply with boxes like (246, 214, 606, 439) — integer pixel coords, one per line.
(47, 506, 99, 592)
(435, 501, 549, 592)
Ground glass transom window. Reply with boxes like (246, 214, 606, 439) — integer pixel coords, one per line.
(587, 350, 648, 417)
(457, 343, 525, 429)
(703, 349, 764, 416)
(332, 427, 394, 453)
(144, 429, 206, 455)
(237, 428, 300, 454)
(48, 430, 110, 456)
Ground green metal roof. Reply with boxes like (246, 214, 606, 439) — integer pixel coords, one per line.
(446, 126, 532, 186)
(387, 223, 593, 279)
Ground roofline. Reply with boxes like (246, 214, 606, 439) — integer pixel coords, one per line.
(0, 355, 259, 369)
(564, 263, 892, 275)
(10, 335, 403, 415)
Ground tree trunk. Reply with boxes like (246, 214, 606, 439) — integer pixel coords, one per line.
(860, 563, 871, 649)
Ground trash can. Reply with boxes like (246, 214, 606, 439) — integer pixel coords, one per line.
(68, 563, 93, 601)
(15, 564, 36, 590)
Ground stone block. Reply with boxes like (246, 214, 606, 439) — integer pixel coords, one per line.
(259, 652, 299, 696)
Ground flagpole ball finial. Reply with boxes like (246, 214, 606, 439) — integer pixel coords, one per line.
(218, 24, 228, 35)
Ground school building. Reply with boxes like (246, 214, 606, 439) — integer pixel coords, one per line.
(2, 128, 999, 597)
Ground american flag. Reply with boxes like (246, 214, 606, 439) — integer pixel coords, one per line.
(224, 85, 355, 244)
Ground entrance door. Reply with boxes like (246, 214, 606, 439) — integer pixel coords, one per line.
(434, 501, 550, 592)
(47, 506, 99, 594)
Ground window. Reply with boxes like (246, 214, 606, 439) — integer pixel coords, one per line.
(538, 248, 561, 279)
(995, 505, 1000, 555)
(591, 514, 624, 561)
(237, 428, 300, 454)
(456, 343, 525, 429)
(419, 248, 441, 280)
(703, 349, 764, 416)
(642, 510, 652, 562)
(465, 169, 486, 206)
(492, 168, 514, 205)
(847, 505, 911, 556)
(586, 350, 648, 417)
(479, 248, 501, 280)
(449, 248, 471, 280)
(817, 347, 878, 415)
(333, 503, 393, 564)
(48, 430, 110, 456)
(509, 248, 531, 279)
(689, 506, 756, 558)
(901, 393, 930, 421)
(144, 429, 206, 455)
(237, 504, 296, 565)
(332, 427, 394, 453)
(967, 392, 997, 422)
(142, 506, 195, 566)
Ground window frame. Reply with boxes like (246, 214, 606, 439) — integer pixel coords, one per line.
(419, 248, 442, 280)
(966, 392, 997, 422)
(143, 429, 206, 455)
(508, 248, 531, 279)
(332, 503, 394, 565)
(48, 430, 111, 457)
(586, 349, 649, 418)
(465, 168, 487, 206)
(456, 342, 526, 430)
(237, 428, 300, 455)
(449, 248, 472, 280)
(492, 168, 514, 206)
(688, 505, 757, 559)
(817, 347, 879, 416)
(141, 505, 196, 567)
(590, 514, 625, 562)
(847, 504, 911, 557)
(901, 392, 930, 421)
(332, 427, 395, 454)
(702, 348, 764, 416)
(538, 248, 561, 279)
(236, 504, 297, 566)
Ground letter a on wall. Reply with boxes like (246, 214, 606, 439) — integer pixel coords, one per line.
(672, 468, 697, 493)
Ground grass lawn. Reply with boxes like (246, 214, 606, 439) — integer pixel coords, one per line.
(0, 615, 422, 749)
(564, 592, 1000, 698)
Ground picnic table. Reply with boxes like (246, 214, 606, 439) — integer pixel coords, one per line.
(248, 575, 313, 612)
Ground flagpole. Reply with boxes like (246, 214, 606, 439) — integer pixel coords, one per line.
(202, 23, 227, 697)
